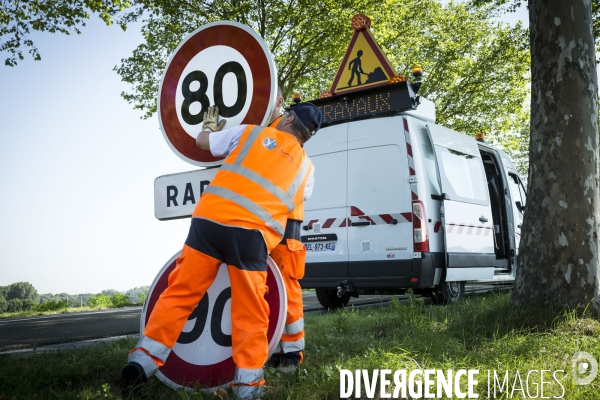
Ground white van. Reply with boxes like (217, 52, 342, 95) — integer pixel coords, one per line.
(300, 82, 527, 307)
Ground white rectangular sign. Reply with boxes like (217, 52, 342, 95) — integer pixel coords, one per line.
(154, 168, 219, 220)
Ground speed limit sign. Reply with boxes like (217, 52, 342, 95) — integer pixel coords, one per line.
(158, 21, 278, 167)
(141, 251, 287, 391)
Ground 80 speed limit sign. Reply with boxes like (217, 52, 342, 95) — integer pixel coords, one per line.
(158, 21, 278, 167)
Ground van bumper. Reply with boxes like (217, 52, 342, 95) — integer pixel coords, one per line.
(300, 252, 444, 289)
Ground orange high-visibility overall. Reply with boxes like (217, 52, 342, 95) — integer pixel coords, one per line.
(268, 115, 308, 361)
(269, 201, 309, 362)
(129, 125, 312, 391)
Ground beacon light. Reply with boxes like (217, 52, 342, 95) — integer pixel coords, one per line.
(351, 14, 371, 31)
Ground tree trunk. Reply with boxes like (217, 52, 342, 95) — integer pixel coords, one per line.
(512, 0, 600, 312)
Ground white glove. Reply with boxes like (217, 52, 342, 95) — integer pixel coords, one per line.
(202, 106, 226, 132)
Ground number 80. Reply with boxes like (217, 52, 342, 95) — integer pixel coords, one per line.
(181, 61, 247, 125)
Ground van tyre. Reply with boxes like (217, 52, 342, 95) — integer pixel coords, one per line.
(430, 281, 465, 305)
(316, 288, 350, 309)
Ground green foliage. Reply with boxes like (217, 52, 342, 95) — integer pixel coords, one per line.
(5, 298, 35, 313)
(101, 289, 121, 296)
(34, 299, 70, 312)
(137, 289, 148, 304)
(0, 293, 599, 398)
(471, 0, 600, 56)
(115, 0, 529, 141)
(0, 281, 39, 302)
(88, 292, 133, 308)
(0, 0, 132, 66)
(87, 294, 112, 308)
(371, 0, 530, 138)
(110, 292, 130, 307)
(115, 0, 374, 118)
(494, 119, 530, 180)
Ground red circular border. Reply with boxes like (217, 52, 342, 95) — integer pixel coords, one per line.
(143, 254, 283, 389)
(159, 23, 274, 165)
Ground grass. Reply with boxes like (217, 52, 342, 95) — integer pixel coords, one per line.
(0, 291, 599, 399)
(0, 304, 142, 320)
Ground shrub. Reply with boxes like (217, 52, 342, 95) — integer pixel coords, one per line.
(5, 298, 35, 313)
(110, 293, 130, 307)
(35, 300, 69, 312)
(137, 290, 148, 305)
(88, 294, 112, 308)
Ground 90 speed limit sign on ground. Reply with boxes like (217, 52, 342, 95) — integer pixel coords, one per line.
(141, 251, 286, 391)
(158, 21, 278, 167)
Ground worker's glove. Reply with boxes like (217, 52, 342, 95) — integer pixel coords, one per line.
(202, 106, 226, 132)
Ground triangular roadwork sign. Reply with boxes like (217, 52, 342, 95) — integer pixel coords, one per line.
(330, 14, 397, 95)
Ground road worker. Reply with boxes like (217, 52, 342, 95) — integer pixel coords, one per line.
(266, 87, 311, 373)
(122, 102, 322, 399)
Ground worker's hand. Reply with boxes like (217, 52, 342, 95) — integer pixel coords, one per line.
(202, 106, 226, 132)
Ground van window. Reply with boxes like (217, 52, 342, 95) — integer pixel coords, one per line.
(508, 173, 526, 213)
(436, 146, 488, 205)
(423, 145, 441, 195)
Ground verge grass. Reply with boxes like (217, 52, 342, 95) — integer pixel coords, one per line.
(0, 291, 599, 399)
(0, 305, 142, 320)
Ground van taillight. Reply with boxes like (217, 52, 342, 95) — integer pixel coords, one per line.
(413, 201, 429, 252)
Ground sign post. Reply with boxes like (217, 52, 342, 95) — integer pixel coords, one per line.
(158, 21, 278, 167)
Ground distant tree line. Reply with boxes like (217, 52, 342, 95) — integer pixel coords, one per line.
(0, 282, 149, 314)
(0, 282, 39, 313)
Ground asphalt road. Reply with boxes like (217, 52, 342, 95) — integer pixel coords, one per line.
(0, 307, 142, 352)
(0, 291, 403, 353)
(0, 285, 508, 353)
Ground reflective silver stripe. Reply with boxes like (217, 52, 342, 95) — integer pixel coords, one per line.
(280, 338, 305, 353)
(204, 185, 285, 236)
(128, 349, 159, 378)
(284, 318, 304, 335)
(234, 126, 263, 165)
(232, 368, 265, 399)
(136, 335, 171, 363)
(286, 158, 312, 205)
(234, 368, 265, 384)
(220, 163, 295, 211)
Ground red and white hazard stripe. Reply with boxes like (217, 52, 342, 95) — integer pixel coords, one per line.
(446, 223, 493, 236)
(305, 211, 413, 229)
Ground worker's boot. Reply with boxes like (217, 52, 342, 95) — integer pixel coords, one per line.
(276, 351, 302, 374)
(121, 362, 148, 398)
(265, 352, 282, 368)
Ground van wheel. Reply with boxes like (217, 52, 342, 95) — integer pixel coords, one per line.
(430, 281, 465, 305)
(316, 288, 350, 309)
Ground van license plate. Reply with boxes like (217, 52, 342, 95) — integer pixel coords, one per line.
(305, 242, 336, 252)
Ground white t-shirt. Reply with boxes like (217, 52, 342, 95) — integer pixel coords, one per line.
(209, 125, 315, 200)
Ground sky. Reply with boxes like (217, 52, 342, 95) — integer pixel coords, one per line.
(0, 4, 530, 295)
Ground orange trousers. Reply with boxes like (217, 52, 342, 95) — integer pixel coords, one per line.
(270, 238, 305, 354)
(137, 218, 270, 371)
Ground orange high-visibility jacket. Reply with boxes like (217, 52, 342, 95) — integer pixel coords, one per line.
(193, 125, 312, 250)
(269, 115, 306, 222)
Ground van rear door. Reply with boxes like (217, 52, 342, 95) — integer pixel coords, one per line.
(346, 117, 413, 277)
(426, 124, 495, 281)
(303, 123, 349, 278)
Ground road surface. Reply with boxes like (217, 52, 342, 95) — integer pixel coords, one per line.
(0, 285, 508, 353)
